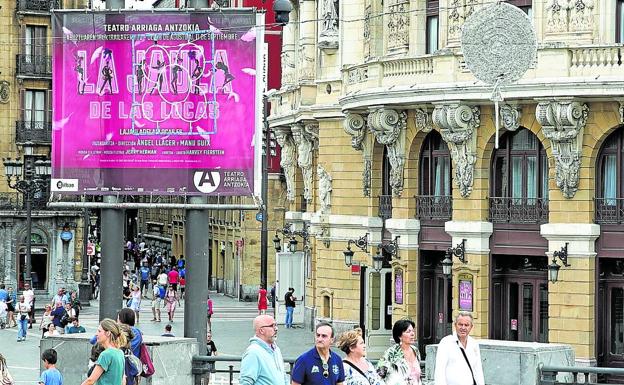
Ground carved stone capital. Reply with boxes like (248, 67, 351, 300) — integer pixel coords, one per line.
(500, 104, 521, 131)
(433, 103, 480, 197)
(368, 108, 407, 196)
(343, 111, 374, 196)
(536, 100, 589, 198)
(292, 122, 319, 203)
(414, 108, 433, 133)
(275, 127, 297, 202)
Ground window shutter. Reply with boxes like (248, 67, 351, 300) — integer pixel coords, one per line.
(19, 89, 25, 121)
(46, 89, 52, 125)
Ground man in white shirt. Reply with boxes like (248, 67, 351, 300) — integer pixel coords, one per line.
(434, 311, 485, 385)
(22, 283, 35, 329)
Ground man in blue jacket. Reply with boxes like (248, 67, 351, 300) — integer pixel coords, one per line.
(239, 315, 288, 385)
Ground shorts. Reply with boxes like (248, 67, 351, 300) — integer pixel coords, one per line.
(171, 283, 178, 291)
(6, 303, 14, 312)
(152, 298, 162, 309)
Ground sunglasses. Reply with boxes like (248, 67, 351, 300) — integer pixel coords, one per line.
(322, 362, 329, 378)
(260, 323, 277, 329)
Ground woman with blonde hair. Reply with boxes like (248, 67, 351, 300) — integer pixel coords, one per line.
(80, 318, 126, 385)
(337, 328, 384, 385)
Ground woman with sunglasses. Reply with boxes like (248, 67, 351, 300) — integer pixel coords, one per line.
(337, 328, 384, 385)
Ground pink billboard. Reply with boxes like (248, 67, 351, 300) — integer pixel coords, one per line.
(51, 10, 263, 195)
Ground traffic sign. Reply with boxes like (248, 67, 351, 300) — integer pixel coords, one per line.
(87, 243, 95, 256)
(255, 212, 263, 222)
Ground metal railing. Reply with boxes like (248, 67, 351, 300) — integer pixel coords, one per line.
(379, 195, 393, 219)
(415, 195, 452, 221)
(540, 365, 624, 385)
(595, 197, 624, 224)
(489, 197, 549, 224)
(16, 0, 60, 11)
(0, 191, 48, 211)
(16, 54, 52, 76)
(16, 121, 52, 144)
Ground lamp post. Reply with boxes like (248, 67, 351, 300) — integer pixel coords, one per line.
(80, 209, 98, 302)
(548, 243, 570, 283)
(342, 234, 399, 272)
(3, 152, 51, 288)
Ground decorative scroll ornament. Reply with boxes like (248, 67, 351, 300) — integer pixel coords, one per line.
(500, 104, 521, 131)
(433, 104, 480, 198)
(462, 2, 536, 148)
(275, 128, 297, 201)
(368, 108, 407, 196)
(317, 165, 333, 214)
(414, 109, 433, 133)
(536, 100, 589, 199)
(292, 122, 319, 203)
(0, 81, 10, 104)
(343, 112, 373, 196)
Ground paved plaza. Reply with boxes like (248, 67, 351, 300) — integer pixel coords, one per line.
(1, 292, 314, 384)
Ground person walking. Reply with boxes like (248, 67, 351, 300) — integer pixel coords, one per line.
(337, 328, 384, 385)
(151, 280, 162, 322)
(22, 282, 35, 329)
(207, 295, 214, 331)
(239, 315, 288, 385)
(377, 319, 421, 385)
(6, 285, 16, 328)
(434, 312, 485, 385)
(128, 285, 142, 324)
(284, 288, 296, 328)
(139, 263, 151, 298)
(80, 319, 126, 385)
(257, 284, 268, 315)
(168, 267, 180, 292)
(291, 322, 345, 385)
(16, 295, 31, 342)
(164, 285, 179, 322)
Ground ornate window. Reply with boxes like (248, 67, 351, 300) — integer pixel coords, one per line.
(490, 129, 548, 223)
(595, 128, 624, 223)
(379, 147, 393, 219)
(20, 89, 51, 130)
(426, 0, 439, 54)
(417, 131, 451, 220)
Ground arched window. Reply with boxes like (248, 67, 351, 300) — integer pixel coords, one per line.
(596, 128, 624, 223)
(490, 129, 548, 223)
(417, 131, 452, 221)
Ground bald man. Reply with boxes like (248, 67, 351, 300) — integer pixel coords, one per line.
(239, 315, 288, 385)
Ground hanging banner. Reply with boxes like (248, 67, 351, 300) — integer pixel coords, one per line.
(458, 273, 473, 312)
(51, 10, 263, 196)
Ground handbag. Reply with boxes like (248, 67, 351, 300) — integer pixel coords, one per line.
(0, 364, 15, 385)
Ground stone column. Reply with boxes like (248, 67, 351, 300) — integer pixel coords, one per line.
(541, 223, 600, 366)
(281, 7, 297, 86)
(298, 0, 316, 82)
(445, 220, 493, 338)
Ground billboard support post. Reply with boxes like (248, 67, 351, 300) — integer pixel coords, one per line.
(185, 195, 209, 358)
(260, 95, 269, 288)
(99, 195, 124, 321)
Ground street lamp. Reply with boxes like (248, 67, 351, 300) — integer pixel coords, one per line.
(548, 243, 570, 283)
(3, 154, 51, 288)
(442, 239, 467, 277)
(273, 222, 310, 253)
(342, 234, 399, 272)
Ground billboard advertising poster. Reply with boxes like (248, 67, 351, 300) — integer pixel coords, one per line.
(51, 10, 264, 196)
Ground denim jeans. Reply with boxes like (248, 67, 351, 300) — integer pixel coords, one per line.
(17, 318, 28, 340)
(285, 306, 294, 328)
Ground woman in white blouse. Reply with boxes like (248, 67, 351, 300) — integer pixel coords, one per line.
(337, 328, 384, 385)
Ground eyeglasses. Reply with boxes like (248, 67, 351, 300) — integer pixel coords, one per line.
(260, 323, 277, 329)
(322, 362, 329, 378)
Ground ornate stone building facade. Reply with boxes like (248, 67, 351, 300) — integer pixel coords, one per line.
(269, 0, 624, 366)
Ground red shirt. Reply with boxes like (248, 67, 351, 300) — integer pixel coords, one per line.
(168, 270, 179, 284)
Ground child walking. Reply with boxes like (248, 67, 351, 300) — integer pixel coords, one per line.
(39, 349, 63, 385)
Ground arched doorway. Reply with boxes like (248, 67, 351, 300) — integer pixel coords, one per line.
(17, 230, 49, 290)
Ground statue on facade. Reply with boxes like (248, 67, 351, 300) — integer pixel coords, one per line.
(317, 165, 332, 214)
(275, 129, 297, 201)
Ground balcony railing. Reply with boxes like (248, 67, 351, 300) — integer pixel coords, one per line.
(16, 54, 52, 77)
(0, 191, 48, 211)
(489, 197, 549, 224)
(595, 198, 624, 224)
(16, 121, 52, 144)
(17, 0, 60, 12)
(379, 195, 393, 219)
(415, 195, 452, 221)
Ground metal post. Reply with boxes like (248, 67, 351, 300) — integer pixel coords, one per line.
(79, 208, 92, 303)
(24, 191, 32, 287)
(99, 195, 124, 321)
(186, 0, 209, 7)
(185, 195, 209, 355)
(260, 95, 269, 287)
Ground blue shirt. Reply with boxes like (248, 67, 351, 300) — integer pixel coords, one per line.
(140, 267, 150, 281)
(39, 367, 63, 385)
(0, 289, 8, 302)
(291, 348, 345, 385)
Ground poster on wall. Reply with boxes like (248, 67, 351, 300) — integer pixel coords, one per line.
(51, 10, 263, 196)
(458, 273, 473, 311)
(394, 267, 403, 304)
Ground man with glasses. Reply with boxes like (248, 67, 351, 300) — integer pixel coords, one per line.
(240, 315, 288, 385)
(291, 322, 344, 385)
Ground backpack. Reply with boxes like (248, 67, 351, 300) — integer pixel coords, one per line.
(124, 351, 141, 385)
(139, 343, 155, 377)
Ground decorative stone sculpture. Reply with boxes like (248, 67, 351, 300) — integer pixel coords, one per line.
(433, 103, 480, 197)
(275, 128, 297, 201)
(0, 81, 10, 104)
(292, 122, 319, 203)
(500, 104, 521, 131)
(415, 109, 433, 133)
(545, 0, 568, 33)
(387, 0, 409, 53)
(569, 0, 594, 31)
(343, 112, 373, 196)
(619, 102, 624, 124)
(319, 0, 339, 49)
(368, 108, 407, 196)
(536, 100, 589, 199)
(317, 165, 332, 214)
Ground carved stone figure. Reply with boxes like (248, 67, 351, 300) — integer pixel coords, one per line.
(414, 109, 433, 133)
(344, 112, 374, 196)
(368, 108, 407, 196)
(387, 0, 409, 53)
(317, 165, 332, 214)
(536, 100, 589, 199)
(292, 123, 319, 203)
(447, 0, 463, 41)
(545, 0, 568, 33)
(321, 0, 339, 35)
(275, 128, 297, 201)
(569, 0, 594, 31)
(500, 104, 521, 131)
(433, 103, 480, 197)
